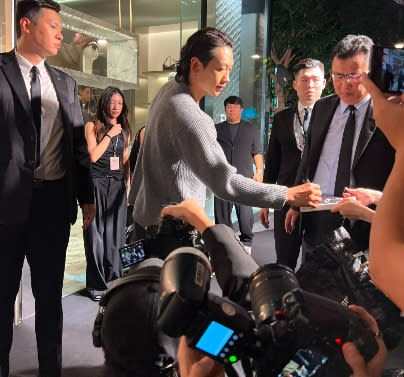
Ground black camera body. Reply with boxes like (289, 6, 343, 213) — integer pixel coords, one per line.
(158, 248, 379, 377)
(143, 215, 203, 260)
(121, 215, 199, 269)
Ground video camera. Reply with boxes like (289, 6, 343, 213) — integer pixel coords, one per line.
(120, 215, 203, 269)
(158, 247, 379, 377)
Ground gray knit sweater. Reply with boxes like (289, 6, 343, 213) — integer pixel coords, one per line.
(129, 80, 288, 227)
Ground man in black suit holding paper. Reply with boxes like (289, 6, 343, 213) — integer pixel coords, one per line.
(0, 1, 94, 376)
(285, 35, 395, 257)
(259, 58, 325, 269)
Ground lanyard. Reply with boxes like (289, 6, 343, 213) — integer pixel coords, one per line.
(112, 134, 119, 157)
(296, 108, 307, 145)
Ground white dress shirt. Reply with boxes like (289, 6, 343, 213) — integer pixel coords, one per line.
(313, 95, 371, 196)
(15, 50, 65, 180)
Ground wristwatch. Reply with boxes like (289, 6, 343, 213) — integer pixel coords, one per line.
(257, 169, 263, 173)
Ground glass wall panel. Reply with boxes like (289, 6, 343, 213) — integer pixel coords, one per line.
(205, 0, 267, 218)
(132, 0, 200, 128)
(48, 1, 138, 128)
(206, 0, 267, 144)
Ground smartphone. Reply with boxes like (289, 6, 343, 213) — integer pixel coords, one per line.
(369, 46, 404, 94)
(278, 348, 328, 377)
(119, 240, 146, 269)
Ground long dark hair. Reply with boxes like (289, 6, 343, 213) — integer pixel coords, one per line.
(176, 27, 233, 85)
(93, 86, 131, 144)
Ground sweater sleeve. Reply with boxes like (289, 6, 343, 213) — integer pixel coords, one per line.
(173, 109, 287, 210)
(202, 224, 257, 306)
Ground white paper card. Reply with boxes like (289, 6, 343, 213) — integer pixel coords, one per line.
(110, 156, 120, 170)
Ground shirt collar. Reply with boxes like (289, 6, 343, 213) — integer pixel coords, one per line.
(338, 95, 371, 115)
(14, 49, 46, 78)
(297, 102, 314, 114)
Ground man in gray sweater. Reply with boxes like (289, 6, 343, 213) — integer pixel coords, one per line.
(129, 27, 321, 235)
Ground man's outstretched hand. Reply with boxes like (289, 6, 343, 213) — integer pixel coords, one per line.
(286, 182, 322, 208)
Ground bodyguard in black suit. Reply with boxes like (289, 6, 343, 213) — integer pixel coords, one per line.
(260, 59, 326, 269)
(285, 35, 395, 255)
(260, 58, 325, 269)
(0, 1, 94, 376)
(214, 96, 263, 249)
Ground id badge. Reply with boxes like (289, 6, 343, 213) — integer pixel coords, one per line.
(110, 156, 120, 170)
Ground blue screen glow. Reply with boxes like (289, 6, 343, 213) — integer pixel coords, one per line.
(195, 321, 234, 356)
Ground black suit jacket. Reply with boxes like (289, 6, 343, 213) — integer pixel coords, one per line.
(215, 120, 261, 178)
(295, 94, 395, 249)
(263, 106, 302, 187)
(0, 50, 93, 225)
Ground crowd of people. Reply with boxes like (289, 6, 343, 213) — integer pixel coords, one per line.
(1, 0, 404, 377)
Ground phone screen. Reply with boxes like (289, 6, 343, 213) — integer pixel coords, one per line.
(369, 46, 404, 93)
(278, 348, 327, 377)
(195, 321, 234, 357)
(119, 240, 146, 269)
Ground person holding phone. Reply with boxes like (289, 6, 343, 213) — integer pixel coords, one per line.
(84, 86, 131, 301)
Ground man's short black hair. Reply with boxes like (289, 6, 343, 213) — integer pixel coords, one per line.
(79, 85, 91, 92)
(293, 58, 324, 77)
(224, 95, 243, 108)
(331, 34, 374, 63)
(16, 0, 61, 39)
(176, 27, 233, 85)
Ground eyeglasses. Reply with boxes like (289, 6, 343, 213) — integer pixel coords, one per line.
(330, 72, 362, 83)
(225, 104, 241, 110)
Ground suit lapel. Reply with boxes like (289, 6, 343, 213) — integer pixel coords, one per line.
(0, 51, 33, 120)
(46, 62, 68, 117)
(286, 106, 300, 151)
(353, 100, 376, 167)
(45, 62, 73, 143)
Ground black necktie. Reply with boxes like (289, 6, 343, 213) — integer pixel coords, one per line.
(31, 66, 41, 168)
(303, 107, 311, 133)
(334, 105, 356, 196)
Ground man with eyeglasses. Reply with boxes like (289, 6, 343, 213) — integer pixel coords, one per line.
(285, 35, 395, 257)
(259, 58, 326, 269)
(214, 96, 264, 254)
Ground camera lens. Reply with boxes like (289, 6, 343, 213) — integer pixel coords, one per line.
(249, 264, 300, 326)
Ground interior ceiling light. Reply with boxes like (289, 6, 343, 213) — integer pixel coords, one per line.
(394, 43, 404, 48)
(392, 0, 404, 5)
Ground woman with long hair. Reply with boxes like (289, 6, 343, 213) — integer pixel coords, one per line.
(84, 86, 131, 301)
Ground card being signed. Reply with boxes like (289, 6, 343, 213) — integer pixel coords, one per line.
(301, 197, 344, 212)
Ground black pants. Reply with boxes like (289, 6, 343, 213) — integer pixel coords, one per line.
(83, 177, 126, 293)
(0, 179, 70, 377)
(274, 205, 302, 270)
(214, 197, 254, 245)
